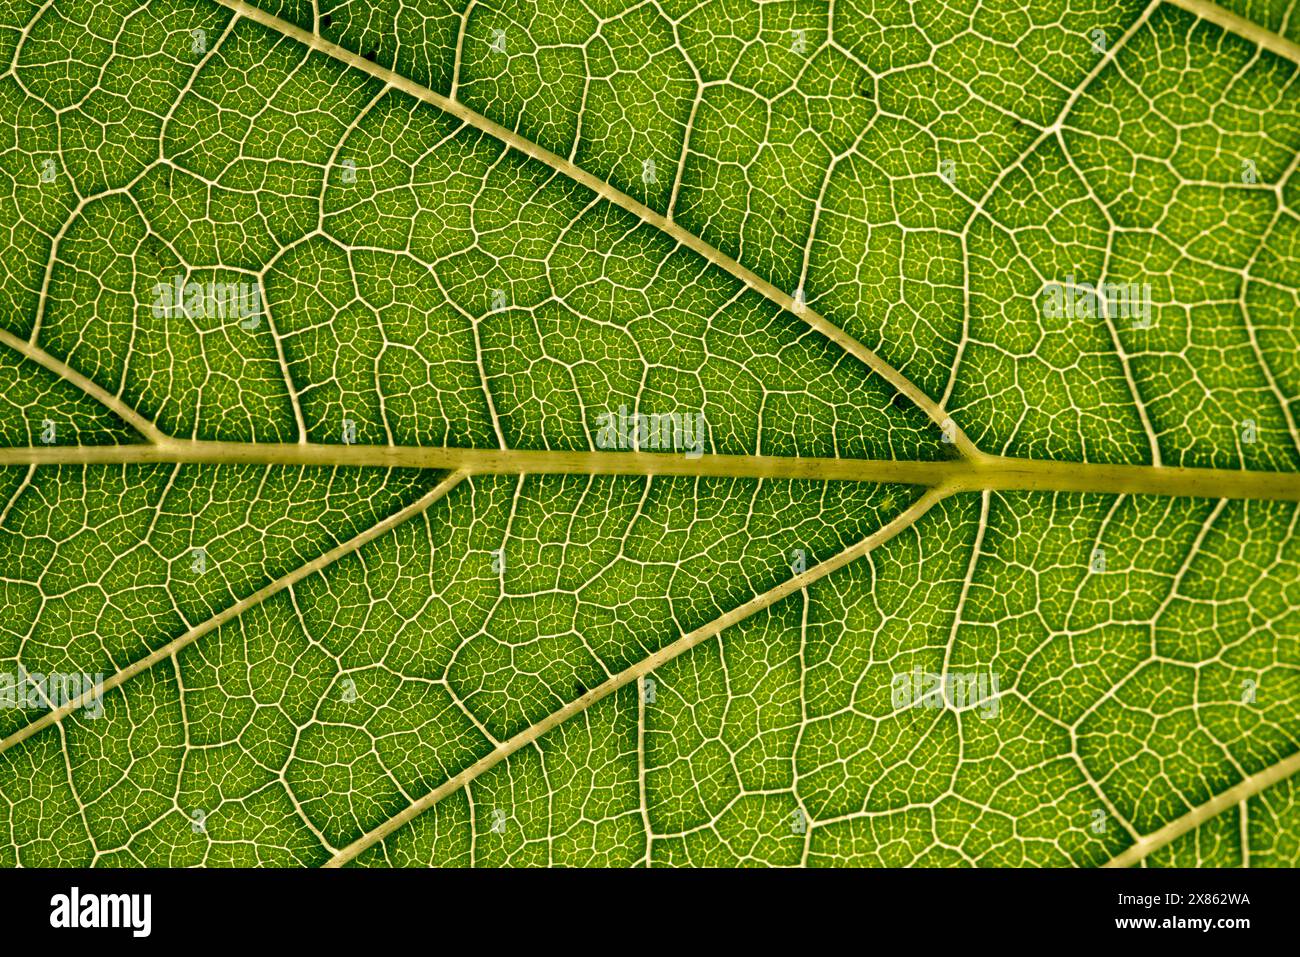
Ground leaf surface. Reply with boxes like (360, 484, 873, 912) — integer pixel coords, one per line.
(0, 0, 1298, 867)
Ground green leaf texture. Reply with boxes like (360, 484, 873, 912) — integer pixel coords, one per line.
(0, 0, 1298, 867)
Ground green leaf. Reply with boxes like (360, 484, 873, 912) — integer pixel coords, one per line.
(0, 0, 1297, 868)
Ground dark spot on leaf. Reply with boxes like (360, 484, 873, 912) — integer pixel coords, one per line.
(575, 682, 587, 697)
(321, 14, 332, 28)
(363, 49, 378, 62)
(939, 437, 963, 460)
